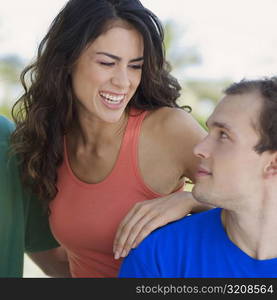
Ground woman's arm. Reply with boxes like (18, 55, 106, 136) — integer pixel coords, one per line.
(113, 108, 211, 259)
(27, 246, 71, 277)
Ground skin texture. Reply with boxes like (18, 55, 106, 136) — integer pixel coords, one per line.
(67, 23, 208, 261)
(192, 92, 277, 260)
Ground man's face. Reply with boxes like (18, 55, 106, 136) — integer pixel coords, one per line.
(192, 92, 268, 210)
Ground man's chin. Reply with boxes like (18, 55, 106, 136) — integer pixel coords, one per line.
(192, 186, 211, 205)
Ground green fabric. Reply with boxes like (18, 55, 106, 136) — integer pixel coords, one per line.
(0, 115, 59, 277)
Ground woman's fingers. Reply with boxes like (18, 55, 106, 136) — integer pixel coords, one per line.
(122, 215, 167, 257)
(113, 191, 195, 260)
(113, 201, 152, 258)
(116, 211, 161, 259)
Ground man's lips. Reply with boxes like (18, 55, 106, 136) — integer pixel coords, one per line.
(195, 167, 212, 177)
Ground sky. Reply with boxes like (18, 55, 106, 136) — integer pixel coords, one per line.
(0, 0, 277, 81)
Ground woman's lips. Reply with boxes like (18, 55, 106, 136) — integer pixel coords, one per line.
(99, 92, 126, 110)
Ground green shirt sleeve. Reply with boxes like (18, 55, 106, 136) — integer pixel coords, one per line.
(24, 193, 60, 252)
(0, 115, 59, 254)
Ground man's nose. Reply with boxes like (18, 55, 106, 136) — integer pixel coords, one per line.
(193, 136, 211, 159)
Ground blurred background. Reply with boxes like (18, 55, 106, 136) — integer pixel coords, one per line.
(0, 0, 276, 277)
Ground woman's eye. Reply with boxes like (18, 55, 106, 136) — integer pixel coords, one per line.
(129, 64, 143, 70)
(99, 62, 114, 66)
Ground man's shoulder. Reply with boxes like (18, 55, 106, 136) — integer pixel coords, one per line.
(157, 208, 220, 236)
(138, 208, 222, 249)
(0, 115, 15, 142)
(120, 208, 222, 277)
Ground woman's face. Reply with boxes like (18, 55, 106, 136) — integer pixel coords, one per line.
(71, 24, 144, 124)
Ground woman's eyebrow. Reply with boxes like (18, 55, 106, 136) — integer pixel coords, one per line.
(96, 51, 144, 62)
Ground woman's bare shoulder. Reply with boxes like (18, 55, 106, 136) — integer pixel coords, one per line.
(143, 107, 206, 180)
(145, 107, 206, 138)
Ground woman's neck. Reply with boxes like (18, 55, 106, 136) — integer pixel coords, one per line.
(69, 110, 129, 149)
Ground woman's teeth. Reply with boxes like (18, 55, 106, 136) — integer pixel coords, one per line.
(100, 92, 125, 103)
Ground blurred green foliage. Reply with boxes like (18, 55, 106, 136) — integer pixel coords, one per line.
(0, 55, 24, 120)
(0, 104, 10, 119)
(163, 20, 232, 127)
(164, 20, 201, 72)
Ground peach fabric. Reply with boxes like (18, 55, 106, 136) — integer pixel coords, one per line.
(49, 108, 183, 277)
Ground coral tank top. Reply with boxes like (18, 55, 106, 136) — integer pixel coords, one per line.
(49, 108, 180, 277)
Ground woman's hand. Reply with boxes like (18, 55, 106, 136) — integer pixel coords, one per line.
(113, 191, 202, 259)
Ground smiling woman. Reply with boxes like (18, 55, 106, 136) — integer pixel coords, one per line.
(71, 22, 144, 123)
(11, 0, 208, 278)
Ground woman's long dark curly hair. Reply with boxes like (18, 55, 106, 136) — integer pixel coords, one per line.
(11, 0, 183, 209)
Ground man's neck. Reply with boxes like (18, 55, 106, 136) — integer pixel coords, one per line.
(221, 199, 277, 260)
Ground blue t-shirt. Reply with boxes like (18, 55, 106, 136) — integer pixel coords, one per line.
(119, 208, 277, 278)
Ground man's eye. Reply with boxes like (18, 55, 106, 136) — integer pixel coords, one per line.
(219, 131, 228, 139)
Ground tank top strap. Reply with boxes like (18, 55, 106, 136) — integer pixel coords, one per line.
(128, 107, 149, 138)
(115, 107, 149, 172)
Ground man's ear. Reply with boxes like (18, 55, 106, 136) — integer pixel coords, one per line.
(264, 153, 277, 178)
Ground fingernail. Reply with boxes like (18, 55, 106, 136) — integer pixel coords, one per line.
(114, 252, 120, 260)
(121, 250, 127, 257)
